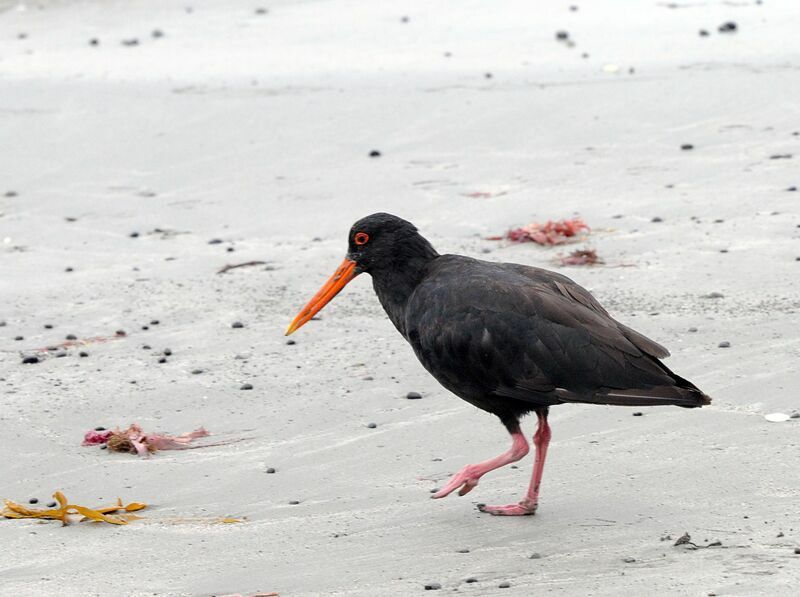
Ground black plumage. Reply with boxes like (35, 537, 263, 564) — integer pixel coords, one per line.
(287, 213, 711, 516)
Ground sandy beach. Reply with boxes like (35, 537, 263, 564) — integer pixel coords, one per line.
(1, 1, 799, 595)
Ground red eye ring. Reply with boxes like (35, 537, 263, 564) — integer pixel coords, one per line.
(354, 232, 369, 245)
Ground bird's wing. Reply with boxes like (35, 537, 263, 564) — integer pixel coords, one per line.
(407, 258, 705, 408)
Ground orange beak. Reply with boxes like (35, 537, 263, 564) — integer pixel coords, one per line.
(285, 258, 359, 336)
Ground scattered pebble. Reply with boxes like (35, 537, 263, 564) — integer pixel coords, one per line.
(232, 321, 244, 328)
(406, 391, 422, 399)
(286, 339, 296, 345)
(208, 239, 223, 245)
(150, 320, 160, 325)
(465, 577, 478, 584)
(254, 7, 268, 15)
(400, 16, 409, 23)
(115, 330, 126, 337)
(651, 216, 663, 223)
(121, 38, 139, 46)
(79, 351, 89, 358)
(158, 357, 167, 364)
(288, 500, 300, 505)
(424, 583, 441, 591)
(21, 356, 39, 364)
(28, 498, 38, 504)
(14, 336, 23, 341)
(718, 21, 737, 33)
(701, 292, 724, 299)
(555, 30, 570, 40)
(240, 383, 254, 390)
(456, 548, 470, 553)
(44, 324, 53, 329)
(786, 186, 797, 192)
(623, 557, 636, 563)
(688, 327, 698, 332)
(699, 29, 709, 37)
(794, 547, 800, 555)
(369, 150, 382, 158)
(89, 38, 99, 46)
(769, 154, 792, 160)
(498, 582, 511, 589)
(633, 412, 643, 417)
(484, 72, 493, 79)
(528, 553, 542, 559)
(95, 426, 106, 431)
(266, 467, 276, 474)
(46, 501, 56, 508)
(790, 412, 800, 419)
(65, 334, 77, 340)
(55, 351, 66, 358)
(152, 29, 164, 38)
(164, 349, 172, 356)
(191, 369, 203, 375)
(681, 144, 694, 151)
(718, 341, 731, 348)
(142, 345, 151, 350)
(367, 422, 377, 429)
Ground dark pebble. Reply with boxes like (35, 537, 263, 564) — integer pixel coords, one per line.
(286, 339, 296, 345)
(65, 267, 74, 272)
(623, 557, 636, 563)
(400, 16, 409, 23)
(191, 369, 203, 375)
(791, 413, 800, 419)
(150, 320, 160, 325)
(28, 498, 38, 504)
(288, 500, 300, 505)
(681, 144, 694, 151)
(787, 186, 797, 192)
(240, 383, 253, 390)
(688, 327, 698, 332)
(151, 29, 164, 38)
(529, 553, 542, 559)
(406, 391, 422, 399)
(142, 345, 152, 350)
(79, 351, 89, 358)
(158, 357, 167, 363)
(15, 336, 23, 341)
(718, 341, 731, 348)
(115, 330, 126, 336)
(266, 467, 276, 474)
(47, 501, 56, 508)
(369, 150, 381, 158)
(231, 321, 244, 328)
(699, 29, 709, 37)
(4, 190, 18, 197)
(555, 30, 569, 40)
(701, 292, 724, 299)
(769, 154, 792, 160)
(651, 216, 663, 223)
(0, 321, 4, 326)
(164, 348, 172, 356)
(129, 231, 140, 238)
(65, 334, 77, 340)
(55, 351, 66, 358)
(633, 412, 643, 416)
(44, 324, 53, 329)
(794, 547, 800, 555)
(499, 582, 511, 589)
(456, 548, 470, 553)
(367, 422, 377, 428)
(89, 38, 99, 46)
(122, 38, 139, 46)
(22, 356, 39, 364)
(465, 577, 478, 583)
(484, 72, 493, 79)
(95, 426, 106, 431)
(255, 7, 268, 15)
(208, 239, 223, 245)
(424, 584, 441, 591)
(226, 247, 234, 252)
(100, 445, 107, 450)
(718, 21, 737, 33)
(141, 325, 149, 330)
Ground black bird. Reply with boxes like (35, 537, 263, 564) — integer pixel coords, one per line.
(286, 213, 710, 516)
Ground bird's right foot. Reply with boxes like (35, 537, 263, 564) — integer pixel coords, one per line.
(477, 498, 538, 516)
(431, 465, 482, 498)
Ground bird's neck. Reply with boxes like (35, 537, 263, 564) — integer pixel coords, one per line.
(370, 239, 439, 337)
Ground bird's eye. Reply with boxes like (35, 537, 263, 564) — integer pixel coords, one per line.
(354, 232, 369, 245)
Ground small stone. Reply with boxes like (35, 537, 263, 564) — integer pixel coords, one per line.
(142, 345, 151, 350)
(367, 422, 377, 428)
(150, 320, 160, 325)
(65, 334, 77, 340)
(14, 336, 23, 341)
(89, 38, 99, 46)
(115, 330, 126, 336)
(528, 553, 542, 559)
(289, 500, 300, 505)
(208, 239, 223, 245)
(22, 356, 39, 364)
(100, 445, 107, 450)
(95, 426, 106, 431)
(406, 391, 422, 399)
(65, 267, 74, 272)
(699, 29, 709, 37)
(163, 348, 172, 356)
(718, 21, 737, 33)
(266, 467, 276, 474)
(191, 369, 203, 375)
(369, 150, 381, 158)
(240, 383, 253, 390)
(141, 325, 149, 331)
(151, 29, 164, 38)
(498, 582, 511, 588)
(5, 190, 18, 197)
(400, 16, 409, 23)
(701, 292, 724, 299)
(456, 548, 470, 553)
(28, 498, 38, 504)
(718, 341, 731, 348)
(55, 351, 67, 358)
(794, 547, 800, 555)
(231, 321, 244, 328)
(79, 351, 89, 358)
(46, 502, 57, 508)
(44, 324, 53, 329)
(632, 412, 643, 417)
(623, 557, 636, 563)
(555, 30, 569, 40)
(484, 72, 493, 79)
(424, 583, 441, 591)
(255, 7, 268, 15)
(465, 577, 478, 583)
(286, 339, 296, 345)
(651, 216, 663, 223)
(226, 247, 235, 252)
(129, 231, 140, 238)
(688, 327, 698, 332)
(121, 38, 139, 46)
(681, 144, 694, 151)
(786, 186, 797, 192)
(790, 412, 800, 419)
(158, 357, 167, 364)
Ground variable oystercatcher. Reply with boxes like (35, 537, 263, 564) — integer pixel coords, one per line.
(286, 213, 710, 516)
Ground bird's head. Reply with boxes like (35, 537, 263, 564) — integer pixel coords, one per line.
(285, 213, 429, 335)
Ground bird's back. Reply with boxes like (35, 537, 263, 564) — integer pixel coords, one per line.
(404, 255, 709, 412)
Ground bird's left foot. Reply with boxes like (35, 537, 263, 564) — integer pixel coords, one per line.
(477, 498, 538, 516)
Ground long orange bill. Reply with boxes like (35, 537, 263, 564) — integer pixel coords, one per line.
(285, 258, 359, 336)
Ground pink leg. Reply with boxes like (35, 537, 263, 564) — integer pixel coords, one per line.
(479, 410, 552, 516)
(432, 428, 530, 499)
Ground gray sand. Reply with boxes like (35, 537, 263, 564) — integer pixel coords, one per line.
(1, 1, 799, 595)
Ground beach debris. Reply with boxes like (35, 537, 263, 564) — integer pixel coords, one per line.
(369, 149, 382, 157)
(240, 383, 253, 390)
(490, 217, 590, 246)
(232, 321, 245, 328)
(424, 583, 442, 591)
(718, 21, 737, 33)
(559, 248, 603, 266)
(681, 144, 694, 151)
(82, 424, 211, 457)
(407, 391, 423, 399)
(764, 413, 791, 423)
(718, 341, 731, 348)
(701, 292, 724, 299)
(2, 491, 146, 526)
(217, 260, 266, 274)
(673, 532, 723, 549)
